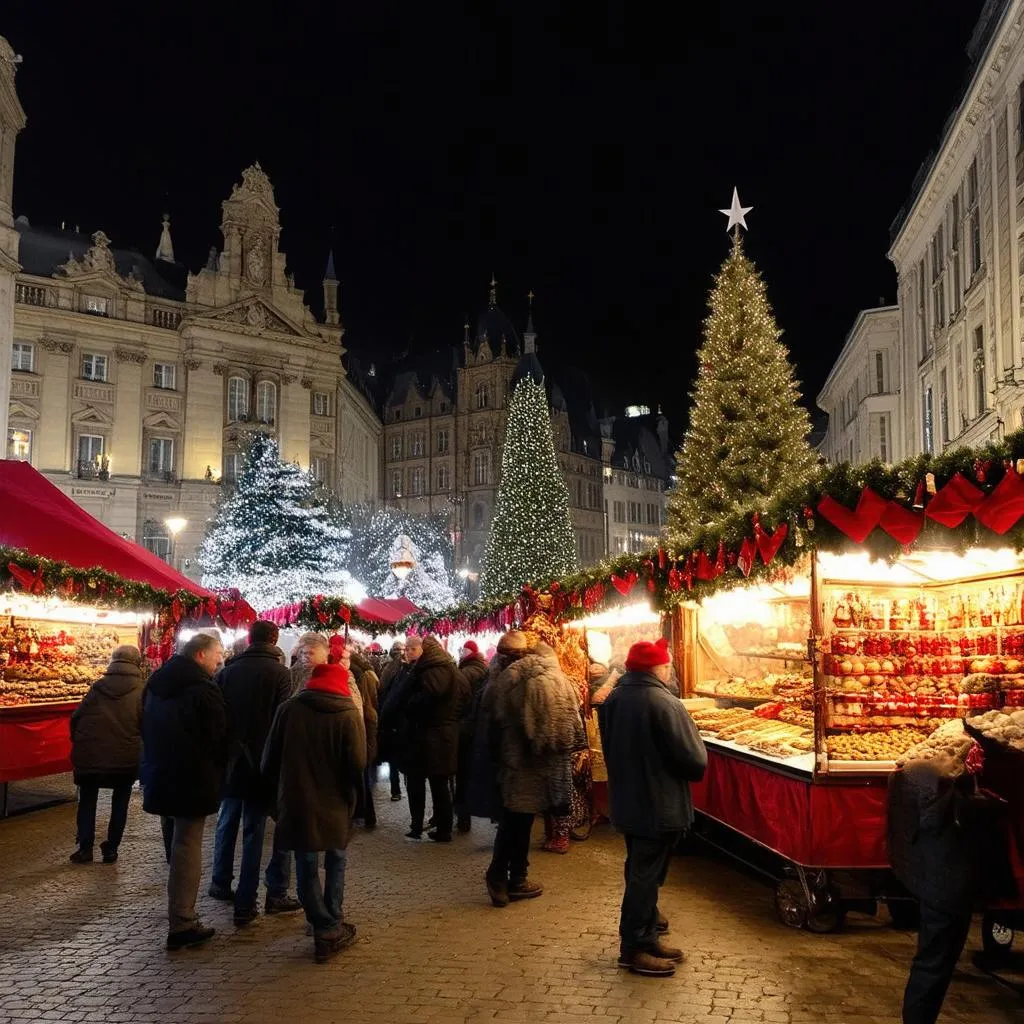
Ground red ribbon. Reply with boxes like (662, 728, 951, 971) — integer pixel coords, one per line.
(8, 562, 45, 595)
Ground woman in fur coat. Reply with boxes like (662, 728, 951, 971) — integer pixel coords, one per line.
(472, 631, 586, 908)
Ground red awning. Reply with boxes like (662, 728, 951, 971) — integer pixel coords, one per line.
(356, 596, 421, 626)
(0, 460, 215, 598)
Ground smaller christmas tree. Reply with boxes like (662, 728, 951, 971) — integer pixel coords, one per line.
(198, 434, 350, 611)
(481, 372, 578, 598)
(669, 197, 815, 532)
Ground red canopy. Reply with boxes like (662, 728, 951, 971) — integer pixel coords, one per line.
(0, 459, 215, 598)
(356, 596, 421, 625)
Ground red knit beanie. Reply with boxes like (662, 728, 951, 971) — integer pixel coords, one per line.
(625, 636, 671, 672)
(462, 640, 479, 655)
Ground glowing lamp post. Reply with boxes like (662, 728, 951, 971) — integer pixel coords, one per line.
(164, 515, 188, 570)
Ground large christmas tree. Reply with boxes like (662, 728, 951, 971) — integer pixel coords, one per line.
(668, 209, 815, 531)
(198, 434, 351, 611)
(481, 373, 578, 598)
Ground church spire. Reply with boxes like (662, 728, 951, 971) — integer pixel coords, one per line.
(488, 273, 498, 308)
(155, 213, 175, 263)
(323, 248, 339, 326)
(523, 289, 537, 354)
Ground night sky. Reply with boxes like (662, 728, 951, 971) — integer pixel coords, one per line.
(5, 1, 986, 436)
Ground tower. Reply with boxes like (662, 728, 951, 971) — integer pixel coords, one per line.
(0, 38, 26, 445)
(323, 249, 339, 326)
(523, 289, 537, 354)
(155, 213, 175, 263)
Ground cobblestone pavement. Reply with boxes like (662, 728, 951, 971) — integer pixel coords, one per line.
(0, 775, 1021, 1024)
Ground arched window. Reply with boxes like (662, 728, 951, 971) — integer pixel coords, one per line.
(227, 376, 249, 421)
(256, 380, 277, 424)
(475, 382, 489, 409)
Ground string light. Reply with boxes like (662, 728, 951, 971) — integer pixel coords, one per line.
(481, 375, 579, 598)
(668, 234, 816, 531)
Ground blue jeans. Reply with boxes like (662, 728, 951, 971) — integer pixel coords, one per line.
(212, 797, 292, 908)
(294, 850, 347, 934)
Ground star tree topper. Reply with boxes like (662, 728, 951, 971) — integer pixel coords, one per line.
(719, 187, 753, 233)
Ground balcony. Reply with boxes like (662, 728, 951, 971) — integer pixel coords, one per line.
(15, 283, 48, 307)
(77, 460, 110, 481)
(153, 308, 182, 330)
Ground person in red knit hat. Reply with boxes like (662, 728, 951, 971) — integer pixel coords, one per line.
(597, 636, 707, 977)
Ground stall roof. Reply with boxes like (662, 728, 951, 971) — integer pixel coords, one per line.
(0, 460, 216, 598)
(357, 596, 421, 625)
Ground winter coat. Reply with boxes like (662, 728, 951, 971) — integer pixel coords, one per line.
(349, 657, 380, 763)
(218, 642, 293, 802)
(377, 662, 414, 765)
(598, 670, 707, 838)
(458, 651, 488, 730)
(400, 638, 464, 777)
(70, 652, 144, 784)
(888, 758, 1014, 913)
(141, 655, 229, 818)
(378, 654, 404, 698)
(260, 665, 366, 852)
(472, 643, 585, 816)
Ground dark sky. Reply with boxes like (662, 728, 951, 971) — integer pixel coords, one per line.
(5, 0, 986, 435)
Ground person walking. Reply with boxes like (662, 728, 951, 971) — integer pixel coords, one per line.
(209, 620, 300, 926)
(141, 632, 227, 951)
(597, 637, 707, 977)
(455, 640, 488, 833)
(378, 636, 421, 808)
(346, 647, 380, 829)
(68, 645, 145, 864)
(474, 631, 585, 907)
(377, 640, 406, 800)
(261, 657, 366, 963)
(399, 636, 461, 842)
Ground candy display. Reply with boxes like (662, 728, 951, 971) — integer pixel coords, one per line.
(896, 719, 974, 766)
(826, 728, 927, 763)
(690, 704, 814, 760)
(696, 673, 812, 707)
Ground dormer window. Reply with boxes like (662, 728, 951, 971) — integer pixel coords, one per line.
(84, 295, 108, 317)
(393, 408, 403, 422)
(414, 405, 423, 418)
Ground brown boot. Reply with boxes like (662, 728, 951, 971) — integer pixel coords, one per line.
(508, 877, 544, 901)
(656, 910, 669, 933)
(486, 873, 510, 908)
(618, 948, 676, 977)
(650, 938, 684, 963)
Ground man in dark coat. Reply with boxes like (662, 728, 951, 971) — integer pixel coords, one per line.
(455, 640, 489, 833)
(210, 620, 298, 925)
(598, 637, 707, 978)
(69, 644, 145, 864)
(377, 639, 407, 800)
(399, 635, 462, 842)
(141, 632, 227, 951)
(261, 659, 366, 964)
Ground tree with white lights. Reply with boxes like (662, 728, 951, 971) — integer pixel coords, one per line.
(198, 433, 351, 611)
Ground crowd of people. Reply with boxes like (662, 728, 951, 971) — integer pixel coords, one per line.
(66, 619, 710, 974)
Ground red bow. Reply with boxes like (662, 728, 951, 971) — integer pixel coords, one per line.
(8, 562, 45, 595)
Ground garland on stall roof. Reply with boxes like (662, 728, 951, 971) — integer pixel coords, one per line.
(261, 594, 412, 636)
(393, 429, 1024, 636)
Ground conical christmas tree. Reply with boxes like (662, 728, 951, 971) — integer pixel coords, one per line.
(198, 433, 351, 611)
(668, 233, 815, 532)
(480, 374, 579, 598)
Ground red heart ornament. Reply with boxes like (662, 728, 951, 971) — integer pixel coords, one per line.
(925, 473, 985, 529)
(610, 570, 639, 596)
(975, 467, 1024, 534)
(754, 522, 788, 564)
(817, 487, 887, 543)
(878, 501, 924, 546)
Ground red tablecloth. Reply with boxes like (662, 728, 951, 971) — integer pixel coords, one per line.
(0, 703, 76, 782)
(690, 745, 889, 868)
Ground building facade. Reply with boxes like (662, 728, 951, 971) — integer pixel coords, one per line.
(817, 307, 902, 464)
(888, 0, 1024, 458)
(380, 288, 614, 572)
(6, 158, 380, 573)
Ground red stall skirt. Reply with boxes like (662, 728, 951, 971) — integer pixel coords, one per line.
(0, 702, 76, 783)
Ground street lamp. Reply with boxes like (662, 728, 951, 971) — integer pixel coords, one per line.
(390, 534, 416, 581)
(164, 516, 187, 570)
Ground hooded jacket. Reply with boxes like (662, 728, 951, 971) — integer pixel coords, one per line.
(70, 650, 145, 782)
(260, 663, 366, 852)
(401, 637, 465, 776)
(598, 670, 707, 837)
(218, 642, 293, 802)
(140, 654, 228, 818)
(473, 643, 585, 815)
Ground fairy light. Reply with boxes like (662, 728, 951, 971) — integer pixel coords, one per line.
(480, 375, 579, 598)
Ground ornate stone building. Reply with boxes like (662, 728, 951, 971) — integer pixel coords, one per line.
(381, 285, 607, 572)
(6, 154, 380, 573)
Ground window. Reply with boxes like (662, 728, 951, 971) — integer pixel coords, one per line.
(411, 433, 425, 457)
(475, 382, 489, 409)
(256, 381, 276, 424)
(143, 523, 170, 561)
(874, 351, 885, 394)
(473, 452, 489, 485)
(393, 408, 402, 422)
(437, 464, 450, 491)
(148, 438, 174, 475)
(473, 504, 485, 529)
(939, 369, 950, 445)
(950, 194, 962, 316)
(391, 470, 402, 497)
(931, 226, 945, 329)
(973, 325, 986, 416)
(956, 337, 967, 430)
(77, 433, 104, 468)
(310, 456, 328, 484)
(613, 501, 625, 523)
(439, 400, 448, 413)
(224, 452, 240, 483)
(922, 387, 934, 455)
(312, 392, 330, 416)
(1019, 81, 1024, 149)
(391, 436, 403, 461)
(968, 158, 982, 274)
(437, 429, 449, 454)
(84, 295, 108, 316)
(11, 342, 33, 372)
(82, 353, 108, 382)
(613, 535, 626, 554)
(413, 405, 423, 418)
(879, 415, 889, 462)
(410, 467, 424, 496)
(917, 259, 928, 358)
(153, 363, 176, 390)
(628, 501, 641, 524)
(227, 376, 249, 421)
(7, 427, 31, 461)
